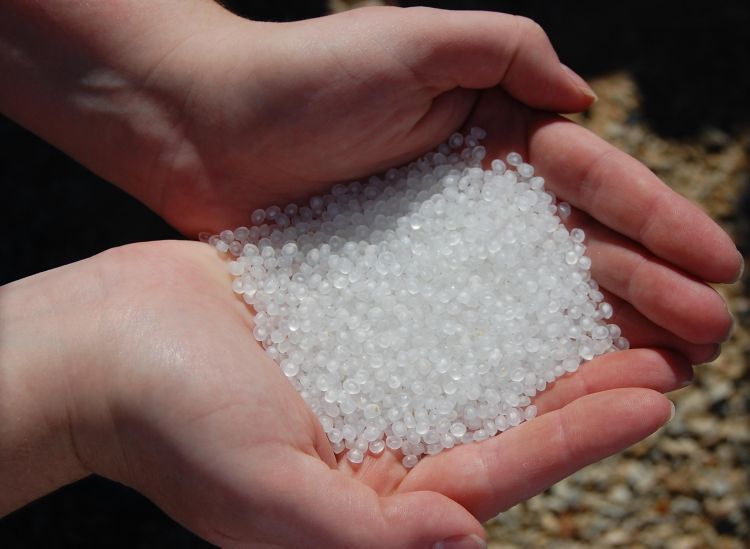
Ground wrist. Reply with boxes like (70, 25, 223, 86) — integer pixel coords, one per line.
(0, 1, 246, 226)
(0, 259, 105, 515)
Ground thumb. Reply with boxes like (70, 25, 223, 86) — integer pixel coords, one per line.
(390, 7, 596, 113)
(254, 454, 487, 549)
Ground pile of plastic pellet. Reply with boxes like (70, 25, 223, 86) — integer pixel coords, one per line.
(208, 128, 626, 467)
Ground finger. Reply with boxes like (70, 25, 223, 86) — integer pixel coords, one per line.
(601, 289, 720, 365)
(565, 209, 733, 343)
(462, 94, 724, 357)
(525, 112, 742, 283)
(398, 388, 672, 522)
(532, 348, 692, 414)
(244, 453, 487, 549)
(391, 8, 596, 112)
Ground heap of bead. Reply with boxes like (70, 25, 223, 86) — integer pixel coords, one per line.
(208, 128, 627, 467)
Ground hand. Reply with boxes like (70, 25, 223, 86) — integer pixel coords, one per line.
(10, 231, 729, 548)
(145, 6, 602, 235)
(0, 2, 597, 235)
(78, 95, 740, 549)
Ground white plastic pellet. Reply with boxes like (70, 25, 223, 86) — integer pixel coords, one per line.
(208, 130, 626, 466)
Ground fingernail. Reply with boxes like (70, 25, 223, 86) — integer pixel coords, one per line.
(668, 400, 676, 422)
(722, 311, 736, 342)
(708, 344, 722, 363)
(561, 63, 598, 101)
(433, 534, 487, 549)
(680, 370, 694, 388)
(733, 251, 745, 282)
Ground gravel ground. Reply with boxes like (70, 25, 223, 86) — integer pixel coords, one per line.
(1, 1, 747, 547)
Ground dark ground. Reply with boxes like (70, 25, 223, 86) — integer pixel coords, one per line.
(1, 1, 748, 547)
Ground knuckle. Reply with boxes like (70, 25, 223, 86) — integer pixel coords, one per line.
(514, 15, 548, 42)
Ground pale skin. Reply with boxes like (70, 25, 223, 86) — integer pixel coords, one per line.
(0, 1, 742, 548)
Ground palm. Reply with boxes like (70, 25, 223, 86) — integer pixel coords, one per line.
(89, 241, 655, 544)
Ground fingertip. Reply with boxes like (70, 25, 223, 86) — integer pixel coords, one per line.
(611, 348, 694, 392)
(565, 388, 672, 445)
(723, 310, 737, 342)
(640, 388, 674, 427)
(382, 491, 486, 549)
(703, 343, 722, 364)
(651, 348, 694, 388)
(408, 10, 597, 114)
(560, 63, 598, 105)
(686, 226, 745, 284)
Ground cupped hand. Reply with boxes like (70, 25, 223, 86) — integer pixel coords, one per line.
(68, 205, 734, 549)
(138, 5, 596, 235)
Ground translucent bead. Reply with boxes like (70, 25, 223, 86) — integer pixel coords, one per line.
(342, 425, 357, 442)
(472, 146, 486, 161)
(281, 361, 299, 377)
(310, 196, 324, 210)
(231, 278, 244, 294)
(491, 159, 506, 173)
(450, 422, 467, 437)
(363, 404, 380, 419)
(571, 228, 586, 243)
(252, 326, 267, 342)
(328, 428, 343, 444)
(562, 358, 579, 373)
(470, 127, 487, 140)
(356, 439, 369, 453)
(220, 229, 234, 243)
(518, 163, 534, 178)
(266, 205, 281, 220)
(363, 426, 380, 442)
(579, 346, 595, 361)
(506, 152, 523, 166)
(347, 449, 364, 464)
(385, 436, 402, 450)
(529, 176, 545, 190)
(234, 227, 250, 241)
(251, 209, 266, 225)
(402, 455, 418, 468)
(472, 429, 488, 442)
(369, 440, 385, 454)
(557, 202, 572, 219)
(448, 133, 464, 148)
(523, 405, 538, 420)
